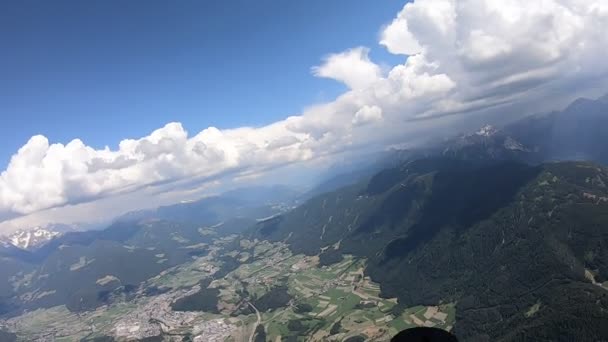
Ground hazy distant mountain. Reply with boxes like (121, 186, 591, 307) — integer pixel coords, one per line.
(221, 184, 300, 204)
(0, 189, 288, 315)
(1, 96, 607, 340)
(300, 149, 419, 201)
(438, 124, 534, 162)
(2, 227, 60, 250)
(300, 168, 376, 201)
(115, 185, 297, 225)
(505, 94, 608, 164)
(388, 95, 608, 168)
(0, 223, 82, 251)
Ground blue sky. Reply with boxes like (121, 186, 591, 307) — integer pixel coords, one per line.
(0, 0, 404, 167)
(2, 0, 605, 231)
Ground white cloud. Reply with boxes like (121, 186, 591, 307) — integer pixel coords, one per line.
(381, 0, 455, 55)
(0, 117, 326, 217)
(380, 15, 422, 55)
(1, 0, 608, 227)
(312, 47, 382, 89)
(353, 105, 383, 126)
(266, 136, 301, 150)
(380, 0, 608, 106)
(0, 51, 449, 218)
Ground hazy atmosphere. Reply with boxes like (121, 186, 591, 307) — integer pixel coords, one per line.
(3, 1, 608, 342)
(2, 0, 607, 232)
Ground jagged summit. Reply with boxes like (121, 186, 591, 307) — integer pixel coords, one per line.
(6, 227, 61, 250)
(475, 124, 499, 137)
(0, 224, 78, 250)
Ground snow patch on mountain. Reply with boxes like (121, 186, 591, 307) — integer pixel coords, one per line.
(503, 136, 527, 151)
(6, 227, 61, 250)
(475, 125, 499, 137)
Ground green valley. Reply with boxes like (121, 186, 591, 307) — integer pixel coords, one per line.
(2, 158, 608, 341)
(1, 237, 454, 342)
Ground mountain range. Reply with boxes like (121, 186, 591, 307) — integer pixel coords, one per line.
(0, 95, 607, 341)
(252, 158, 608, 340)
(1, 227, 62, 250)
(0, 187, 293, 317)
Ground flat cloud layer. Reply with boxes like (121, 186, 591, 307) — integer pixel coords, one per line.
(1, 0, 608, 221)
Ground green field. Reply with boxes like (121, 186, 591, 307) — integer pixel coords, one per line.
(214, 243, 456, 341)
(6, 239, 455, 342)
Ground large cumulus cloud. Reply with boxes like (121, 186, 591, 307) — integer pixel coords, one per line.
(381, 0, 608, 115)
(1, 0, 607, 220)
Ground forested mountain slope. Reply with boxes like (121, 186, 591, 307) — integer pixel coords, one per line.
(253, 158, 608, 340)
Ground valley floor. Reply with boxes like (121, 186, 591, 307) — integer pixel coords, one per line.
(1, 237, 454, 342)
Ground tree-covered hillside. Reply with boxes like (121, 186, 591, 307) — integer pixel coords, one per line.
(252, 158, 608, 340)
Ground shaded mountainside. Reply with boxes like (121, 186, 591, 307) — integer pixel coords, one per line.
(252, 158, 608, 341)
(505, 95, 608, 164)
(438, 125, 536, 164)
